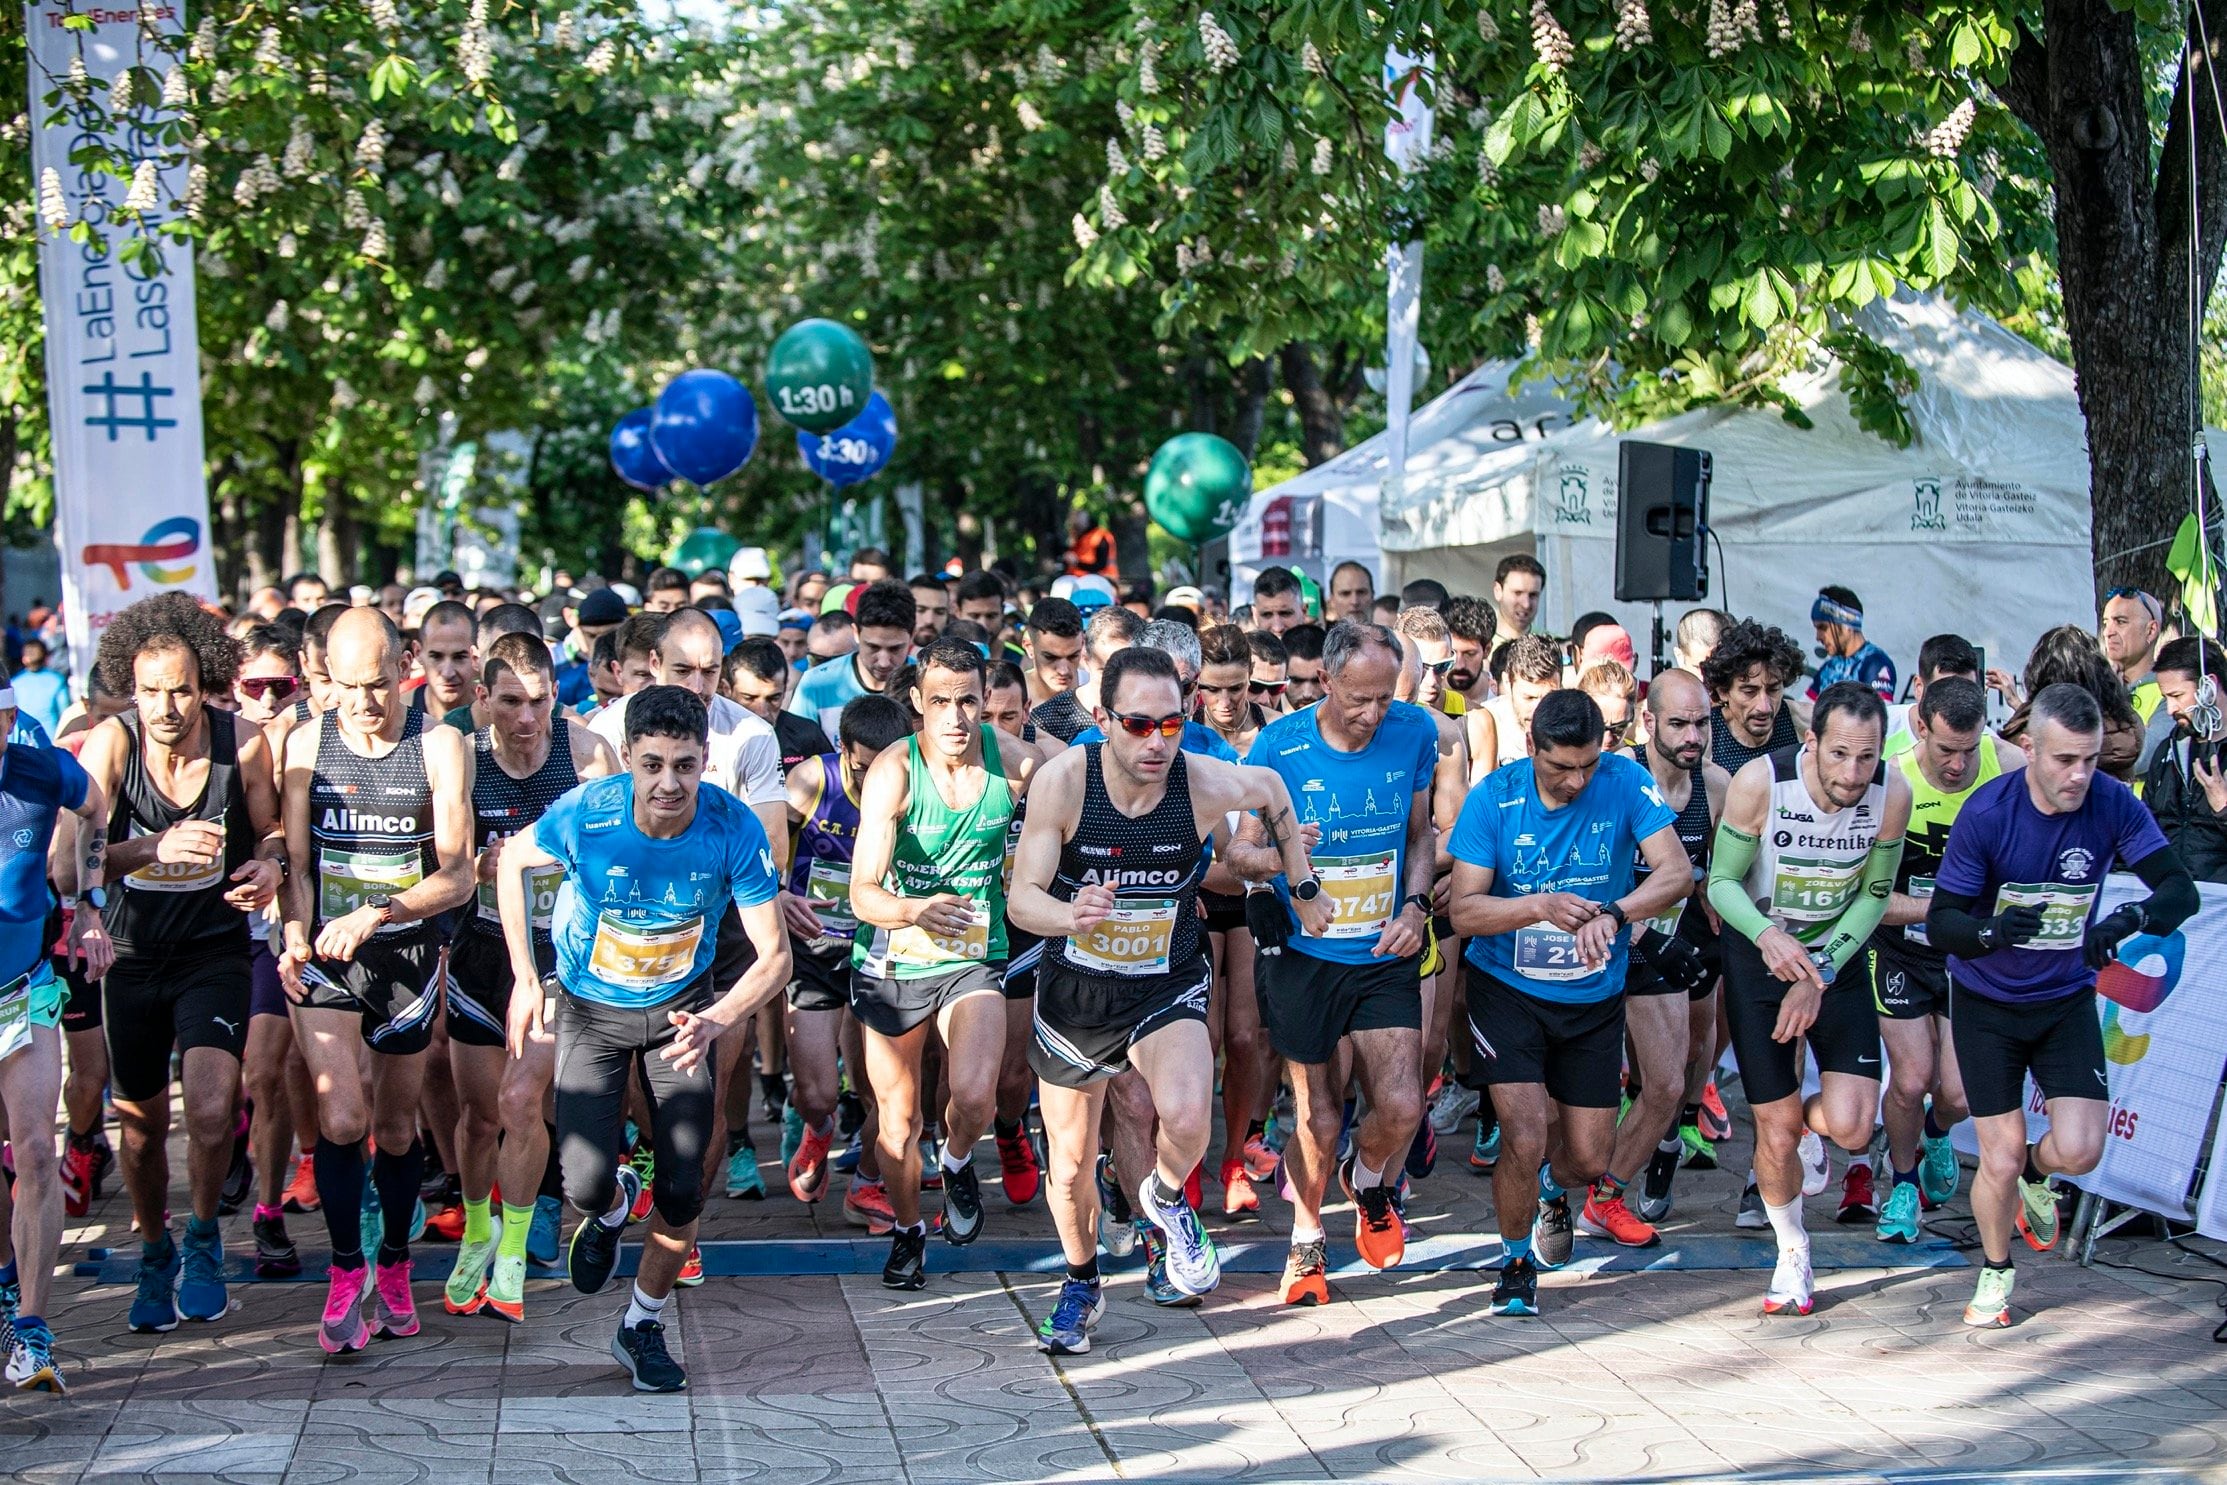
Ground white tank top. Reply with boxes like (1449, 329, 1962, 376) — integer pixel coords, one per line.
(1741, 745, 1887, 945)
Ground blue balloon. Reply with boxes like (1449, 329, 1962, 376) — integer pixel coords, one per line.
(649, 369, 759, 487)
(608, 407, 672, 492)
(796, 390, 897, 487)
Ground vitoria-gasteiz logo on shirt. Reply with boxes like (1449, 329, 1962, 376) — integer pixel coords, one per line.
(2096, 930, 2184, 1066)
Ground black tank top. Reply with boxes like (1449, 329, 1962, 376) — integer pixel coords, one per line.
(1711, 702, 1800, 774)
(466, 726, 580, 946)
(309, 708, 437, 940)
(1051, 745, 1208, 979)
(1031, 690, 1090, 745)
(108, 711, 252, 952)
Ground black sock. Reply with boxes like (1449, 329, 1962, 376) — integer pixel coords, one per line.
(1681, 1102, 1702, 1129)
(1246, 1119, 1265, 1141)
(1067, 1258, 1100, 1284)
(1985, 1258, 2014, 1273)
(541, 1127, 564, 1201)
(2022, 1148, 2045, 1184)
(372, 1139, 424, 1265)
(995, 1118, 1023, 1140)
(1150, 1173, 1184, 1208)
(314, 1137, 366, 1267)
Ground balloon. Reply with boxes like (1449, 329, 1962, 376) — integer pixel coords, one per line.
(796, 390, 898, 487)
(649, 369, 759, 487)
(670, 526, 742, 579)
(765, 318, 875, 433)
(1144, 432, 1252, 545)
(608, 408, 672, 492)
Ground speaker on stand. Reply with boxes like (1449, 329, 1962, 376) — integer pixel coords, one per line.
(1614, 440, 1713, 676)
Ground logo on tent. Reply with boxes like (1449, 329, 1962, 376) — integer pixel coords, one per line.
(1553, 466, 1591, 525)
(1911, 478, 1947, 532)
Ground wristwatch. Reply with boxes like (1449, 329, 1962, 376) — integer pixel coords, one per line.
(1403, 892, 1432, 917)
(365, 893, 395, 925)
(1292, 876, 1324, 903)
(75, 886, 106, 912)
(1602, 901, 1629, 932)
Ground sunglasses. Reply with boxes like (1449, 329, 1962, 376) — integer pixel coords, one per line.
(1422, 657, 1455, 677)
(238, 675, 301, 702)
(1111, 711, 1186, 739)
(2106, 586, 2163, 623)
(1248, 679, 1287, 697)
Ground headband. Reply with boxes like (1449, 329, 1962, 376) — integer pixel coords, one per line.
(0, 686, 13, 708)
(1811, 596, 1863, 630)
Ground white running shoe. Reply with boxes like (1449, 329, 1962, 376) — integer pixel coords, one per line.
(1763, 1242, 1815, 1316)
(1427, 1082, 1479, 1135)
(1799, 1130, 1830, 1198)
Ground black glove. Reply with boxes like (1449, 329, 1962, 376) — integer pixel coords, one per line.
(1979, 903, 2045, 954)
(1244, 886, 1291, 957)
(1640, 930, 1715, 996)
(2083, 903, 2146, 971)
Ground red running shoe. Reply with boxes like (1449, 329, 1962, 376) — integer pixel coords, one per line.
(1699, 1082, 1732, 1143)
(995, 1128, 1041, 1208)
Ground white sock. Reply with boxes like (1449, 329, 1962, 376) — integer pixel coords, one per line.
(941, 1142, 970, 1175)
(1290, 1218, 1326, 1244)
(1764, 1196, 1808, 1251)
(599, 1184, 631, 1228)
(1353, 1157, 1385, 1191)
(624, 1283, 667, 1328)
(1847, 1151, 1873, 1171)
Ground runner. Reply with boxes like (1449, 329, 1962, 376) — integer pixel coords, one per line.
(1925, 682, 2196, 1327)
(1705, 682, 1910, 1317)
(1280, 623, 1328, 711)
(1442, 597, 1496, 712)
(441, 633, 618, 1322)
(1868, 676, 2015, 1243)
(1021, 597, 1088, 741)
(1228, 620, 1439, 1305)
(1328, 562, 1376, 624)
(1012, 645, 1326, 1350)
(1246, 630, 1289, 716)
(1469, 635, 1559, 780)
(724, 636, 838, 776)
(981, 668, 1054, 1216)
(1250, 568, 1307, 637)
(277, 608, 477, 1355)
(0, 684, 115, 1392)
(1702, 618, 1810, 773)
(1808, 587, 1897, 701)
(1884, 636, 1985, 759)
(413, 600, 480, 719)
(848, 638, 1044, 1288)
(1491, 555, 1545, 648)
(788, 578, 915, 748)
(1062, 605, 1141, 722)
(499, 683, 792, 1391)
(76, 594, 286, 1332)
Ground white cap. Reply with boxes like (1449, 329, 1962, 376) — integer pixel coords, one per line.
(735, 586, 781, 625)
(607, 582, 642, 607)
(1164, 585, 1205, 611)
(738, 610, 779, 639)
(729, 545, 773, 583)
(402, 587, 443, 626)
(0, 685, 15, 709)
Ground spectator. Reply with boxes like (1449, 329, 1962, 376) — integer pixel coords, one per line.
(2143, 636, 2227, 881)
(9, 638, 70, 736)
(1064, 506, 1120, 581)
(1808, 585, 1897, 701)
(2001, 624, 2144, 783)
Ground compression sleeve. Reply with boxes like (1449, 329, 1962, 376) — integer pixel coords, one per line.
(1925, 887, 1992, 958)
(2129, 846, 2200, 936)
(1705, 825, 1774, 945)
(1814, 836, 1905, 972)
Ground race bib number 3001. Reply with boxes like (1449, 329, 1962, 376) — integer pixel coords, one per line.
(1065, 899, 1177, 975)
(1996, 883, 2099, 951)
(587, 914, 704, 990)
(1314, 851, 1396, 940)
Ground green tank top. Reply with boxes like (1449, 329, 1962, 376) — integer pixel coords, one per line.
(1886, 740, 2002, 957)
(853, 730, 1014, 979)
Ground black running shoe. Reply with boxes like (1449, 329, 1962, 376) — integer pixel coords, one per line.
(1491, 1256, 1540, 1317)
(1638, 1144, 1679, 1224)
(252, 1213, 301, 1279)
(940, 1162, 983, 1245)
(882, 1227, 927, 1290)
(569, 1167, 639, 1295)
(612, 1317, 687, 1392)
(218, 1129, 252, 1217)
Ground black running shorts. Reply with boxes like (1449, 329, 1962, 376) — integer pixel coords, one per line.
(1720, 928, 1880, 1106)
(1030, 960, 1211, 1090)
(1464, 966, 1625, 1109)
(1950, 984, 2106, 1120)
(1257, 947, 1421, 1066)
(849, 961, 1005, 1038)
(102, 941, 252, 1101)
(296, 930, 445, 1056)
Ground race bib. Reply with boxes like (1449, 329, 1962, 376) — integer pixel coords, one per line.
(1512, 920, 1590, 982)
(126, 824, 224, 894)
(1065, 898, 1177, 975)
(587, 913, 705, 991)
(1641, 864, 1703, 939)
(1314, 850, 1396, 940)
(887, 904, 991, 967)
(318, 845, 423, 923)
(477, 865, 565, 931)
(0, 976, 28, 1064)
(807, 860, 857, 938)
(1903, 875, 1935, 945)
(1770, 853, 1861, 925)
(1996, 882, 2099, 952)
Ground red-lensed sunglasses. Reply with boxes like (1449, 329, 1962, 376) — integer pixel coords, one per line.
(1110, 711, 1185, 739)
(238, 676, 301, 702)
(1249, 679, 1287, 697)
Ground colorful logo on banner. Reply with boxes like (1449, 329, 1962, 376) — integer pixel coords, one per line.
(82, 517, 201, 589)
(2096, 930, 2186, 1064)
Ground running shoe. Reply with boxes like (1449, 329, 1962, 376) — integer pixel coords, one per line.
(1762, 1242, 1815, 1316)
(527, 1196, 563, 1267)
(423, 1202, 467, 1242)
(1470, 1122, 1501, 1172)
(1920, 1131, 1961, 1207)
(1578, 1185, 1661, 1248)
(1095, 1154, 1137, 1258)
(359, 1170, 384, 1260)
(1875, 1180, 1921, 1244)
(882, 1227, 927, 1291)
(844, 1178, 896, 1235)
(6, 1320, 64, 1393)
(218, 1113, 253, 1216)
(1490, 1255, 1539, 1317)
(1241, 1131, 1278, 1182)
(1533, 1194, 1575, 1269)
(2, 1268, 21, 1331)
(1678, 1123, 1717, 1171)
(569, 1166, 638, 1295)
(2016, 1174, 2059, 1251)
(253, 1212, 301, 1278)
(1637, 1144, 1679, 1224)
(1799, 1130, 1830, 1197)
(129, 1238, 181, 1334)
(1137, 1175, 1220, 1296)
(780, 1103, 806, 1168)
(484, 1252, 526, 1323)
(1220, 1158, 1260, 1220)
(759, 1070, 787, 1125)
(1138, 1222, 1200, 1308)
(1699, 1081, 1732, 1142)
(1280, 1237, 1330, 1307)
(1335, 1102, 1356, 1166)
(1836, 1163, 1877, 1224)
(1183, 1162, 1203, 1211)
(1338, 1158, 1404, 1271)
(676, 1245, 705, 1287)
(318, 1265, 372, 1355)
(284, 1154, 321, 1213)
(1963, 1265, 2015, 1328)
(1404, 1119, 1437, 1181)
(830, 1132, 864, 1176)
(444, 1235, 498, 1315)
(725, 1141, 766, 1201)
(1428, 1080, 1480, 1135)
(372, 1259, 419, 1339)
(788, 1120, 834, 1204)
(613, 1316, 687, 1392)
(1735, 1181, 1768, 1230)
(996, 1127, 1042, 1207)
(837, 1089, 866, 1142)
(630, 1143, 659, 1218)
(940, 1161, 984, 1245)
(1260, 1112, 1289, 1159)
(919, 1135, 943, 1190)
(1035, 1277, 1105, 1355)
(60, 1139, 99, 1218)
(178, 1222, 227, 1322)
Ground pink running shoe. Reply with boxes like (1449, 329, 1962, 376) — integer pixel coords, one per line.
(371, 1258, 419, 1340)
(318, 1265, 372, 1355)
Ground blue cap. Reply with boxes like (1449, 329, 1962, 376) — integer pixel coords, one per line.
(707, 608, 744, 652)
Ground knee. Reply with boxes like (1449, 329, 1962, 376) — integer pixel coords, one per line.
(2053, 1131, 2104, 1176)
(1751, 1109, 1799, 1157)
(1977, 1140, 2026, 1184)
(1372, 1084, 1423, 1136)
(370, 1112, 419, 1155)
(184, 1100, 233, 1151)
(946, 1084, 995, 1134)
(496, 1080, 541, 1133)
(10, 1137, 54, 1187)
(1157, 1101, 1211, 1154)
(652, 1164, 705, 1228)
(1223, 1020, 1261, 1067)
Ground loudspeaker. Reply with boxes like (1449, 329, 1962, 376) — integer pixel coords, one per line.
(1615, 441, 1711, 602)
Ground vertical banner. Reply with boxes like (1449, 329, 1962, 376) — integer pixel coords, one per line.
(27, 0, 214, 675)
(1379, 45, 1432, 533)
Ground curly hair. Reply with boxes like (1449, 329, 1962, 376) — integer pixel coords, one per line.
(2022, 624, 2140, 732)
(1699, 617, 1803, 698)
(95, 591, 242, 698)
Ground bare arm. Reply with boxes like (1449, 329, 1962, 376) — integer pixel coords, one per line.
(1432, 717, 1469, 872)
(1466, 707, 1499, 785)
(73, 719, 150, 873)
(278, 721, 318, 970)
(569, 719, 620, 779)
(1007, 749, 1085, 939)
(500, 825, 564, 1057)
(392, 722, 476, 923)
(61, 779, 114, 980)
(847, 745, 916, 931)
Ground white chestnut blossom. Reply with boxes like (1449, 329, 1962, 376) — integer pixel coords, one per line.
(568, 253, 594, 282)
(108, 67, 135, 116)
(498, 146, 528, 181)
(413, 376, 437, 407)
(1097, 183, 1125, 229)
(1311, 135, 1332, 174)
(1301, 40, 1326, 75)
(254, 25, 284, 70)
(1478, 9, 1500, 42)
(1138, 38, 1159, 94)
(1487, 264, 1507, 292)
(356, 120, 388, 170)
(1016, 97, 1045, 131)
(40, 167, 69, 231)
(161, 65, 188, 109)
(283, 118, 313, 179)
(1919, 98, 1976, 158)
(1614, 0, 1651, 49)
(583, 39, 618, 75)
(190, 16, 217, 62)
(1142, 123, 1166, 160)
(553, 11, 576, 48)
(1537, 202, 1566, 235)
(122, 158, 159, 213)
(184, 162, 208, 221)
(1531, 0, 1574, 70)
(1198, 12, 1240, 71)
(1107, 137, 1129, 173)
(1705, 0, 1742, 57)
(361, 218, 388, 257)
(277, 232, 298, 258)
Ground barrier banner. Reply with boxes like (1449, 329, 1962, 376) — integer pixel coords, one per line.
(27, 0, 215, 673)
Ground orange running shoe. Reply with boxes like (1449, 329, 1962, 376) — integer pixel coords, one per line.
(1578, 1183, 1662, 1248)
(1183, 1163, 1203, 1211)
(995, 1128, 1041, 1208)
(1241, 1132, 1278, 1182)
(1220, 1159, 1259, 1219)
(284, 1154, 321, 1214)
(423, 1202, 467, 1242)
(1281, 1237, 1331, 1306)
(844, 1178, 896, 1235)
(676, 1245, 705, 1287)
(1353, 1182, 1406, 1270)
(1699, 1082, 1732, 1143)
(788, 1121, 834, 1204)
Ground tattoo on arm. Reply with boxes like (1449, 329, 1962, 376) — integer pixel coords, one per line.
(81, 824, 107, 893)
(1261, 805, 1287, 849)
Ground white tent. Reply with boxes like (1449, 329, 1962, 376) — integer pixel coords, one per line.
(1235, 292, 2100, 680)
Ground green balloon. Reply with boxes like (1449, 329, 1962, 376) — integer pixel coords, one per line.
(670, 525, 741, 579)
(764, 318, 875, 434)
(1144, 432, 1252, 545)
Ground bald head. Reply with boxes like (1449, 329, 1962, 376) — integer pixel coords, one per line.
(325, 607, 405, 735)
(1645, 666, 1711, 770)
(1646, 666, 1706, 718)
(656, 608, 726, 702)
(327, 606, 403, 673)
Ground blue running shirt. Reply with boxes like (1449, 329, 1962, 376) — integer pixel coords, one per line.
(0, 742, 87, 981)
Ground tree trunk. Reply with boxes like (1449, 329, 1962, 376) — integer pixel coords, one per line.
(1228, 357, 1273, 459)
(1281, 342, 1347, 466)
(316, 482, 358, 587)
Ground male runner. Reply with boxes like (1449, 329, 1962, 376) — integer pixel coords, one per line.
(1702, 618, 1810, 773)
(1328, 562, 1376, 624)
(788, 579, 915, 748)
(1063, 605, 1141, 722)
(1491, 555, 1545, 648)
(1021, 597, 1088, 740)
(980, 668, 1054, 1214)
(277, 608, 476, 1355)
(849, 638, 1043, 1287)
(441, 633, 617, 1321)
(1246, 630, 1290, 715)
(1281, 623, 1328, 711)
(413, 600, 480, 719)
(725, 637, 837, 776)
(642, 567, 692, 614)
(500, 684, 791, 1390)
(1448, 690, 1688, 1315)
(77, 595, 285, 1331)
(1014, 646, 1326, 1350)
(1809, 587, 1897, 701)
(1884, 635, 1984, 758)
(1925, 683, 2196, 1327)
(1469, 635, 1559, 779)
(1228, 621, 1438, 1304)
(1442, 596, 1495, 713)
(909, 574, 951, 647)
(1868, 677, 2014, 1243)
(956, 570, 1011, 633)
(1673, 609, 1729, 676)
(1706, 683, 1909, 1316)
(0, 685, 114, 1392)
(1250, 567, 1308, 637)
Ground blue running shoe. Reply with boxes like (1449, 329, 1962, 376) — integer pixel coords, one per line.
(1921, 1132, 1961, 1207)
(1139, 1223, 1200, 1309)
(527, 1195, 563, 1267)
(129, 1238, 181, 1334)
(1034, 1277, 1105, 1355)
(178, 1219, 227, 1322)
(830, 1132, 863, 1175)
(781, 1104, 806, 1168)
